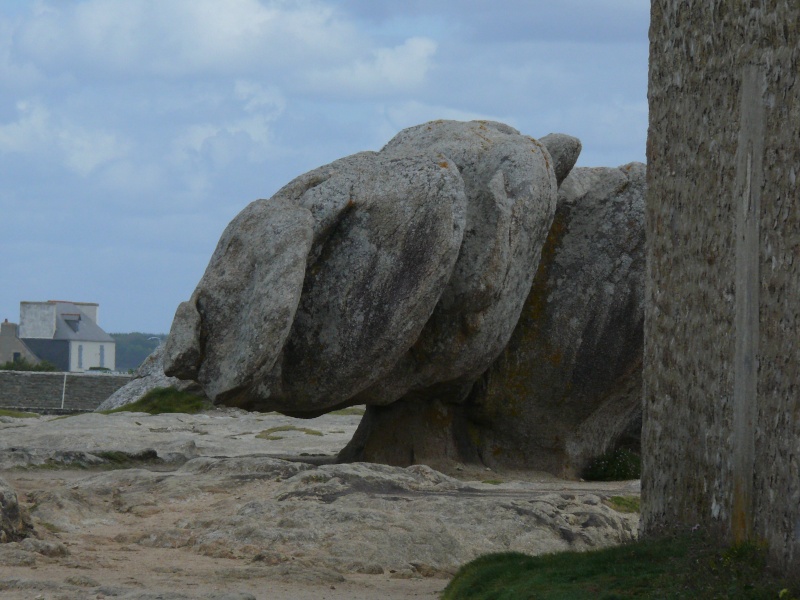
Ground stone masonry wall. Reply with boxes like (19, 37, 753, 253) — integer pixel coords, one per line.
(0, 371, 131, 413)
(643, 0, 800, 570)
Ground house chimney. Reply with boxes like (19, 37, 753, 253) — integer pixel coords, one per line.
(1, 320, 17, 337)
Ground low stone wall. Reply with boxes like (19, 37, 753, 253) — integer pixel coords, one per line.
(0, 371, 132, 414)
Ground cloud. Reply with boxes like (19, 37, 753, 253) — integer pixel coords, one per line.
(8, 1, 440, 98)
(95, 160, 166, 200)
(234, 80, 285, 116)
(0, 99, 48, 153)
(170, 81, 287, 169)
(0, 17, 46, 92)
(59, 124, 128, 176)
(0, 98, 128, 175)
(11, 0, 367, 79)
(303, 37, 437, 96)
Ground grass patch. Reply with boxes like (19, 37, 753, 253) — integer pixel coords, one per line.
(94, 449, 160, 466)
(101, 387, 212, 415)
(605, 495, 641, 513)
(39, 521, 64, 533)
(443, 534, 798, 599)
(15, 449, 162, 472)
(0, 408, 39, 419)
(256, 425, 324, 438)
(582, 447, 641, 481)
(329, 406, 366, 416)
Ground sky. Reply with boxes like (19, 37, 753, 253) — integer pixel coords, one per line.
(0, 0, 650, 334)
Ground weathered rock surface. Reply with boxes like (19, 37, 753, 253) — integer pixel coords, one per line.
(98, 344, 206, 412)
(24, 458, 636, 570)
(168, 150, 467, 413)
(0, 477, 31, 543)
(351, 122, 571, 407)
(540, 133, 583, 186)
(0, 410, 638, 599)
(1, 408, 362, 470)
(165, 121, 578, 415)
(344, 163, 646, 475)
(467, 162, 646, 476)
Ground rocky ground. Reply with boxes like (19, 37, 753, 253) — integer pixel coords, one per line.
(0, 408, 639, 599)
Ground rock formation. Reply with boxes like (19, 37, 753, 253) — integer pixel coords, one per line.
(0, 476, 32, 543)
(164, 121, 579, 418)
(468, 163, 646, 475)
(341, 164, 646, 475)
(107, 119, 646, 477)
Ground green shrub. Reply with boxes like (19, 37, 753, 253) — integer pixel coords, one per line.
(0, 358, 59, 372)
(102, 386, 211, 415)
(582, 447, 641, 481)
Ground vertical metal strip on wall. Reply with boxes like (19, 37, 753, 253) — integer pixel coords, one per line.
(731, 64, 766, 543)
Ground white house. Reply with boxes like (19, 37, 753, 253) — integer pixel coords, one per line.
(19, 301, 116, 372)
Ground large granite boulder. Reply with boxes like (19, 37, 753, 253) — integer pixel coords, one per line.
(350, 125, 576, 407)
(1, 476, 32, 543)
(342, 163, 646, 475)
(165, 121, 577, 416)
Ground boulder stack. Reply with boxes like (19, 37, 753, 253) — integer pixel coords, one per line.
(164, 120, 576, 417)
(108, 121, 646, 478)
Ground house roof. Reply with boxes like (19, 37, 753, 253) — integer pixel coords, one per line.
(52, 302, 114, 343)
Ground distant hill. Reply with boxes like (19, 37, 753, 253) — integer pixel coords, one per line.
(111, 332, 167, 372)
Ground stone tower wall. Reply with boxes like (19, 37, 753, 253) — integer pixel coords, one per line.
(643, 0, 800, 569)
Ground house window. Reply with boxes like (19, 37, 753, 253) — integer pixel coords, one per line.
(12, 352, 21, 363)
(78, 344, 83, 369)
(100, 345, 105, 368)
